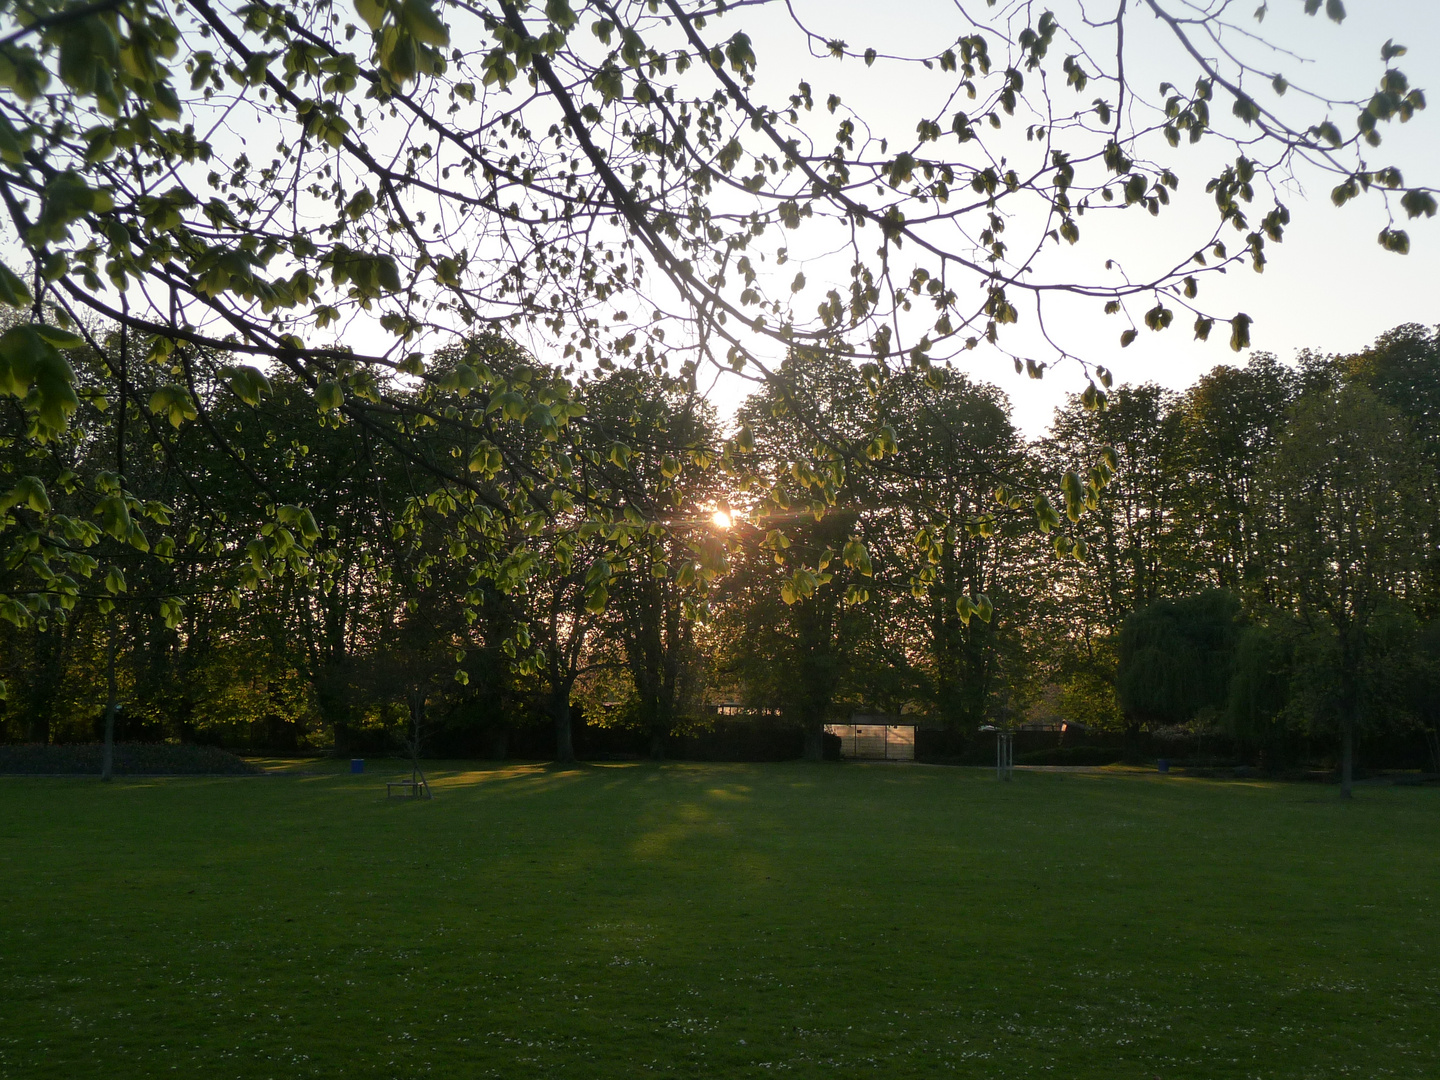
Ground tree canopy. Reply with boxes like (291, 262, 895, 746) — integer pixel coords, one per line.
(0, 0, 1435, 708)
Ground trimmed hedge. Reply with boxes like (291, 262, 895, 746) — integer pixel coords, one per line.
(0, 743, 260, 775)
(1014, 745, 1124, 767)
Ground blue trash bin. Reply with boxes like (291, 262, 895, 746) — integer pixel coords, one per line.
(1157, 758, 1170, 774)
(350, 758, 364, 774)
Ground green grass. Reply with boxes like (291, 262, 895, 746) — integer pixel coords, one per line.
(2, 762, 1437, 1079)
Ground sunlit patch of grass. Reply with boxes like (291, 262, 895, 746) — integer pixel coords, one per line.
(1, 764, 1438, 1078)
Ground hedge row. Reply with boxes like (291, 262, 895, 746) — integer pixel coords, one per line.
(0, 743, 260, 775)
(1013, 745, 1125, 767)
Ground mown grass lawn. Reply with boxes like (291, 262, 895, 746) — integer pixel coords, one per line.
(2, 761, 1437, 1079)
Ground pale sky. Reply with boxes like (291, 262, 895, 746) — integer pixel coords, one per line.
(698, 0, 1440, 437)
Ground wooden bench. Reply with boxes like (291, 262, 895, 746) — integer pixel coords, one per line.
(386, 780, 421, 798)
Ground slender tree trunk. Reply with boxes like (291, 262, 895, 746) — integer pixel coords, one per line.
(1339, 643, 1358, 799)
(408, 690, 425, 788)
(101, 622, 117, 783)
(552, 692, 574, 763)
(1340, 714, 1354, 799)
(404, 688, 433, 799)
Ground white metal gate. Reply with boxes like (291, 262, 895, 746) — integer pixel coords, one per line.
(825, 723, 916, 761)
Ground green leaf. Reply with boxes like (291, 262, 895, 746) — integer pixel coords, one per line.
(400, 0, 450, 47)
(148, 385, 198, 428)
(956, 594, 975, 625)
(94, 494, 131, 541)
(0, 45, 52, 100)
(297, 509, 321, 543)
(228, 365, 273, 405)
(489, 390, 527, 422)
(32, 325, 85, 349)
(1, 475, 49, 513)
(842, 538, 873, 577)
(355, 0, 387, 31)
(0, 262, 33, 309)
(0, 326, 79, 432)
(545, 0, 578, 31)
(1228, 313, 1252, 352)
(468, 442, 503, 477)
(315, 380, 343, 412)
(0, 327, 39, 398)
(1400, 190, 1437, 219)
(1378, 227, 1410, 254)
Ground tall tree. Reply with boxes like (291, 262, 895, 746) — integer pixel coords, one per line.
(1259, 384, 1427, 796)
(870, 370, 1032, 734)
(722, 350, 879, 759)
(1173, 356, 1296, 599)
(1342, 324, 1440, 620)
(582, 370, 721, 757)
(1042, 384, 1186, 629)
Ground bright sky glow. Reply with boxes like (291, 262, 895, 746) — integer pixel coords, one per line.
(696, 0, 1440, 437)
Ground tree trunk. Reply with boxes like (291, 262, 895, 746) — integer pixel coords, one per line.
(407, 689, 426, 787)
(552, 694, 574, 763)
(315, 656, 354, 753)
(801, 723, 823, 762)
(1123, 717, 1143, 764)
(1339, 644, 1358, 799)
(648, 730, 665, 761)
(1340, 715, 1354, 799)
(101, 622, 117, 783)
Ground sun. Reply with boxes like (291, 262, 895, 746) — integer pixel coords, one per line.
(710, 510, 733, 529)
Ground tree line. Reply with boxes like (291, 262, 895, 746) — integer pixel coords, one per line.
(2, 0, 1433, 768)
(5, 320, 1435, 789)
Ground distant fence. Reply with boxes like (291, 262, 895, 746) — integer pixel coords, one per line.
(12, 708, 1436, 771)
(479, 713, 806, 762)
